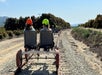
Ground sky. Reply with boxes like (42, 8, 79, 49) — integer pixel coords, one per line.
(0, 0, 102, 25)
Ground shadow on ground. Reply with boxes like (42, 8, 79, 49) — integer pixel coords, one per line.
(14, 62, 57, 75)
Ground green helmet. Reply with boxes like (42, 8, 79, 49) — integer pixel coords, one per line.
(42, 18, 49, 25)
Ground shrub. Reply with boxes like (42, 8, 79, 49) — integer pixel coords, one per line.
(0, 34, 4, 39)
(7, 31, 13, 38)
(72, 27, 92, 40)
(71, 27, 102, 47)
(2, 32, 8, 38)
(0, 27, 8, 39)
(13, 30, 23, 36)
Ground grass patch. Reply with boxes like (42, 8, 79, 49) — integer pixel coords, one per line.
(71, 27, 92, 41)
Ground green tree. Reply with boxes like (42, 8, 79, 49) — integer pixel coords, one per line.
(4, 18, 17, 30)
(18, 16, 25, 29)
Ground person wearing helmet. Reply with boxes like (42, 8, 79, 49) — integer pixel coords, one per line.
(41, 18, 52, 31)
(25, 17, 35, 31)
(24, 17, 37, 49)
(39, 18, 54, 51)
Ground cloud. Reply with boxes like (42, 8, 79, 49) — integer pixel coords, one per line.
(0, 0, 6, 3)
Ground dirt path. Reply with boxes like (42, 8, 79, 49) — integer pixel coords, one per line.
(58, 29, 102, 75)
(0, 37, 24, 75)
(0, 34, 58, 75)
(0, 30, 102, 75)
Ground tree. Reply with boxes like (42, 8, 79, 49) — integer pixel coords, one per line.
(78, 14, 102, 29)
(31, 16, 36, 28)
(18, 16, 25, 29)
(4, 18, 17, 30)
(4, 13, 71, 30)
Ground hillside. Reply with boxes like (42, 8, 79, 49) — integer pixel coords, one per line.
(71, 27, 102, 61)
(0, 16, 8, 27)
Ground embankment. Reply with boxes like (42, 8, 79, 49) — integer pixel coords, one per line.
(71, 27, 102, 60)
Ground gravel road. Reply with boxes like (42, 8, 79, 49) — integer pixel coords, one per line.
(0, 37, 24, 75)
(0, 34, 58, 75)
(58, 29, 102, 75)
(0, 30, 102, 75)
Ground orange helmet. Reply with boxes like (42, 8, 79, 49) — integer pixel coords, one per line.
(26, 18, 33, 25)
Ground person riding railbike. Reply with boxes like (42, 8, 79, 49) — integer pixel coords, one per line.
(24, 18, 37, 49)
(24, 17, 35, 31)
(41, 18, 52, 31)
(39, 18, 54, 51)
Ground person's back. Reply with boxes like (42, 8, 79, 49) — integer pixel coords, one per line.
(40, 28, 53, 47)
(24, 18, 37, 49)
(39, 18, 54, 51)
